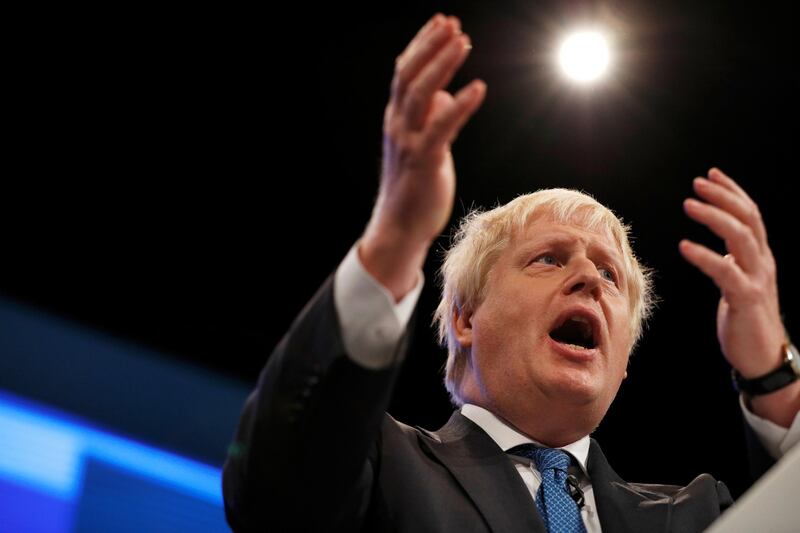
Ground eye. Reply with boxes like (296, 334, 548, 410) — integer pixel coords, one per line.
(533, 254, 559, 266)
(598, 266, 616, 283)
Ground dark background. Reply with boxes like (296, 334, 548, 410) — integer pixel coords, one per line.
(4, 1, 797, 498)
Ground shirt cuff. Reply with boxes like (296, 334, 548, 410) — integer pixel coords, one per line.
(740, 395, 800, 460)
(333, 243, 424, 369)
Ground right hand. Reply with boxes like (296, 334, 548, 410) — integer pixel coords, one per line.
(361, 14, 486, 300)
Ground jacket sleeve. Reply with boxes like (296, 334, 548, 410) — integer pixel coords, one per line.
(222, 275, 412, 531)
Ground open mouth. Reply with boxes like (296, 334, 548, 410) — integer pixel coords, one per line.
(549, 315, 598, 351)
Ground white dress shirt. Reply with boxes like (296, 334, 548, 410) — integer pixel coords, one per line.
(461, 403, 603, 532)
(332, 243, 800, 522)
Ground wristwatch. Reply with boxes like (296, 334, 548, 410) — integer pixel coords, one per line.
(732, 342, 800, 396)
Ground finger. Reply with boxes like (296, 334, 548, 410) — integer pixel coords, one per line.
(683, 198, 761, 273)
(404, 15, 460, 65)
(425, 80, 486, 147)
(404, 33, 472, 130)
(411, 13, 447, 49)
(393, 16, 459, 105)
(706, 168, 769, 247)
(693, 177, 768, 251)
(708, 167, 750, 200)
(679, 239, 749, 295)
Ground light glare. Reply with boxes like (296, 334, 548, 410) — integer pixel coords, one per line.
(559, 31, 610, 82)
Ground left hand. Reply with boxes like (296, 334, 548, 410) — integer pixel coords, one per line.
(679, 168, 785, 378)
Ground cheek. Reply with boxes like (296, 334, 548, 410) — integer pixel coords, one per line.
(608, 303, 634, 345)
(609, 332, 633, 376)
(471, 305, 519, 375)
(472, 304, 544, 381)
(470, 309, 505, 364)
(600, 304, 633, 372)
(473, 298, 533, 354)
(470, 278, 553, 372)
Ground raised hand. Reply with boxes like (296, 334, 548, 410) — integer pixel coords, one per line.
(680, 168, 798, 426)
(361, 14, 486, 301)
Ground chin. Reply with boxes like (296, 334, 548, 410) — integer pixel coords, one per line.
(546, 373, 604, 405)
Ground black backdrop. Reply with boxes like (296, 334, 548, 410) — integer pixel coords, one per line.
(3, 0, 798, 498)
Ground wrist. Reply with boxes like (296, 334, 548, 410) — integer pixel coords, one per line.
(359, 223, 430, 302)
(734, 342, 800, 428)
(732, 342, 800, 396)
(749, 380, 800, 429)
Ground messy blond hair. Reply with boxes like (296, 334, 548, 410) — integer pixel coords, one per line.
(434, 189, 655, 406)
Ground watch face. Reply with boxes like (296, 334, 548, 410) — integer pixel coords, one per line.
(789, 344, 800, 376)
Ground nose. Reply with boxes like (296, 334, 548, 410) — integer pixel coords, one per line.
(562, 258, 603, 299)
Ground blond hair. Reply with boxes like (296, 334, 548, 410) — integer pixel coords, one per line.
(433, 189, 655, 406)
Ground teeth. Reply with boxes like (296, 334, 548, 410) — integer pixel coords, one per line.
(569, 315, 589, 324)
(564, 343, 591, 351)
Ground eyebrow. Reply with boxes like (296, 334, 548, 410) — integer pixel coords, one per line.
(514, 232, 625, 271)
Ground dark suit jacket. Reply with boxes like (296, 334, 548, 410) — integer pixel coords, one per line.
(223, 276, 735, 532)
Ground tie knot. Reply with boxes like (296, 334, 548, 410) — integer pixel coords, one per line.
(508, 444, 571, 473)
(507, 444, 586, 533)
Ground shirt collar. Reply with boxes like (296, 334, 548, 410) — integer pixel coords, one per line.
(460, 403, 591, 478)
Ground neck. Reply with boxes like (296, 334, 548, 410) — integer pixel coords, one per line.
(502, 404, 597, 448)
(462, 391, 604, 448)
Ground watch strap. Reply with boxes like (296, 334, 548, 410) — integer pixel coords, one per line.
(732, 343, 799, 396)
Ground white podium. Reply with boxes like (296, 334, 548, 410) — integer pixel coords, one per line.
(706, 441, 800, 532)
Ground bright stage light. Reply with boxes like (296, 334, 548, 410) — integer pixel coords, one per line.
(558, 30, 610, 83)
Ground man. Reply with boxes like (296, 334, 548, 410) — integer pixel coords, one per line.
(223, 14, 800, 532)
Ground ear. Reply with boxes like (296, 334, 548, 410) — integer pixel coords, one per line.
(453, 306, 473, 348)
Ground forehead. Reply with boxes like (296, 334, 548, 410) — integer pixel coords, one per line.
(512, 213, 623, 257)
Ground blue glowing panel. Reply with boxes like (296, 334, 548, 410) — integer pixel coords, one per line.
(0, 391, 229, 533)
(0, 477, 73, 533)
(73, 459, 227, 533)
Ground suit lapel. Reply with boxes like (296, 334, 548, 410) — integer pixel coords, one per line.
(588, 439, 671, 533)
(419, 414, 675, 533)
(419, 412, 545, 533)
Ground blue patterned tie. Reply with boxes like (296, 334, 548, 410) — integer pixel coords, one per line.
(508, 444, 587, 533)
